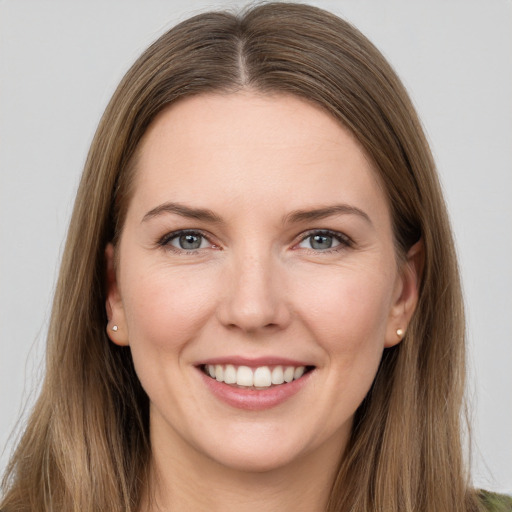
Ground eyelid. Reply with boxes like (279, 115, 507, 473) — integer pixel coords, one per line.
(157, 229, 219, 252)
(156, 228, 352, 254)
(294, 229, 353, 251)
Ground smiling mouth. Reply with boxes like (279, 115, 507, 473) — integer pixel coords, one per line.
(201, 364, 314, 389)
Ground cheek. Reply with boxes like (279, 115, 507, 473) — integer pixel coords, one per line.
(119, 263, 222, 408)
(121, 263, 219, 351)
(292, 262, 395, 356)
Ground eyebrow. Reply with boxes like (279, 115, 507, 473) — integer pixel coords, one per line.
(142, 201, 372, 227)
(142, 202, 223, 223)
(283, 204, 372, 226)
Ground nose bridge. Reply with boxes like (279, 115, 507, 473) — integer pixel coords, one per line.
(219, 241, 289, 332)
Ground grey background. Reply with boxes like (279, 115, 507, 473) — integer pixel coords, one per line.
(1, 0, 511, 493)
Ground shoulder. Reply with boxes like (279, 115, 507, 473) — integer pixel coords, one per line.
(477, 490, 512, 511)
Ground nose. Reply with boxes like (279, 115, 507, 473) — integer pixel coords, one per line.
(216, 250, 292, 334)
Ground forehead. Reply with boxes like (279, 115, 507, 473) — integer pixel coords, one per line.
(129, 91, 389, 225)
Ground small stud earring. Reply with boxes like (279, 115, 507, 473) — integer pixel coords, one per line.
(112, 325, 118, 332)
(396, 328, 404, 338)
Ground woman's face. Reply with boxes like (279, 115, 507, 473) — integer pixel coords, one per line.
(107, 92, 419, 474)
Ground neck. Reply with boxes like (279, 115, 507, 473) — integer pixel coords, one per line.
(142, 425, 346, 512)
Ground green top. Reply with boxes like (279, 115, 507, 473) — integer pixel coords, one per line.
(479, 490, 512, 511)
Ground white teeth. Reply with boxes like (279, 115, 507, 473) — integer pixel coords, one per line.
(224, 364, 237, 384)
(236, 366, 254, 387)
(294, 366, 305, 379)
(253, 366, 272, 387)
(283, 366, 295, 383)
(271, 366, 285, 385)
(205, 364, 308, 388)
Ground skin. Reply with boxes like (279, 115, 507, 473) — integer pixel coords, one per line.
(106, 91, 421, 512)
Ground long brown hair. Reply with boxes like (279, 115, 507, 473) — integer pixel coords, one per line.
(1, 3, 481, 511)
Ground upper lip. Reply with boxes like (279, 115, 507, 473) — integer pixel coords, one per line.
(195, 356, 314, 368)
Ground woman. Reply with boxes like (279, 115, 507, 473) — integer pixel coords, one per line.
(1, 3, 510, 511)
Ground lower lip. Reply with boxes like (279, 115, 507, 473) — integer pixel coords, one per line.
(199, 369, 313, 411)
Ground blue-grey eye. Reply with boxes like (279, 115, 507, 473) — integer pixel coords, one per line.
(298, 232, 343, 250)
(170, 232, 208, 250)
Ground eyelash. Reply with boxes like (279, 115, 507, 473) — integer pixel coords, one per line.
(157, 229, 353, 254)
(157, 229, 216, 255)
(296, 229, 353, 253)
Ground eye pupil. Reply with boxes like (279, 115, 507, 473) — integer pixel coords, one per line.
(179, 234, 202, 250)
(310, 234, 333, 250)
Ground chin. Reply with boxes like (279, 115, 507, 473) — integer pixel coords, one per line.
(208, 445, 306, 474)
(196, 423, 335, 475)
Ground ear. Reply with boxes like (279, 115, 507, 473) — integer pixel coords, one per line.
(385, 240, 424, 347)
(105, 243, 129, 346)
